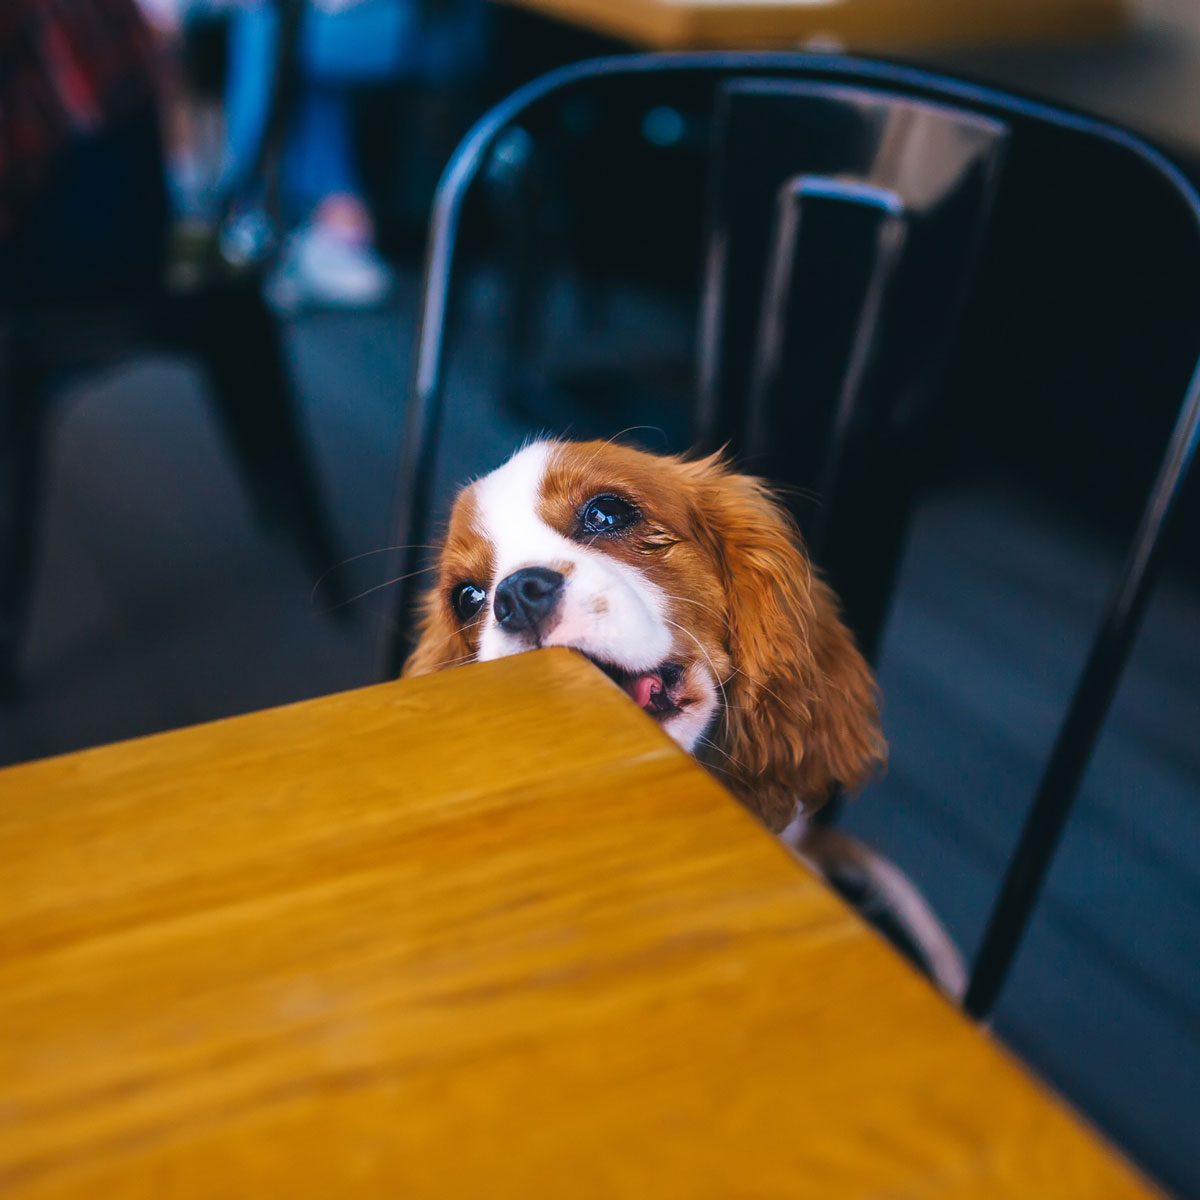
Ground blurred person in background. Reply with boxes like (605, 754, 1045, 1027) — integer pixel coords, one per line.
(146, 0, 487, 310)
(0, 0, 168, 302)
(224, 0, 402, 310)
(260, 0, 486, 311)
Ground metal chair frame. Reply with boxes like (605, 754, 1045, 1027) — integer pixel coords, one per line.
(379, 52, 1200, 1021)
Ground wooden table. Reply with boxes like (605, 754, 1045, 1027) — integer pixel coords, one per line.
(0, 649, 1154, 1198)
(497, 0, 1131, 52)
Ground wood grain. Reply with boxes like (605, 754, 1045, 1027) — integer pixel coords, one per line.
(496, 0, 1130, 51)
(0, 649, 1154, 1197)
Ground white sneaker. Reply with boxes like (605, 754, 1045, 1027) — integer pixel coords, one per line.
(267, 223, 393, 313)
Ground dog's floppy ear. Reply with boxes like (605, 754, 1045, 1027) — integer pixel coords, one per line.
(685, 457, 886, 831)
(402, 586, 465, 678)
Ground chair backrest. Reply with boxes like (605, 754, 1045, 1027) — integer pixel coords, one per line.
(379, 53, 1200, 1020)
(697, 80, 1007, 660)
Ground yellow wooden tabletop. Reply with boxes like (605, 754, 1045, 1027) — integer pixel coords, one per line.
(0, 649, 1153, 1198)
(497, 0, 1130, 51)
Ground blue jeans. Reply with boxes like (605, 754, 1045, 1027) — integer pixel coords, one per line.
(223, 0, 483, 215)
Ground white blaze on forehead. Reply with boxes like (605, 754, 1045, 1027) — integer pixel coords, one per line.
(472, 441, 573, 581)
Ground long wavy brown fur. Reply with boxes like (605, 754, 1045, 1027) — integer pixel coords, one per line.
(673, 453, 886, 829)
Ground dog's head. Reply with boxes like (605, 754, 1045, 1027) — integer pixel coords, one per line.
(405, 439, 885, 829)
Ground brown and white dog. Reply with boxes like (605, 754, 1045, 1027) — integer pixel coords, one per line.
(405, 438, 965, 996)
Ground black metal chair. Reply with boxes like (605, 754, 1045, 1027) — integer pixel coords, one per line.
(378, 53, 1200, 1022)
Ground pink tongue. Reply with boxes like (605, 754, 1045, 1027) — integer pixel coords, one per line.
(628, 672, 663, 710)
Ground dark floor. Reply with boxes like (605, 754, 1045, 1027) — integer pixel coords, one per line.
(2, 279, 1197, 1196)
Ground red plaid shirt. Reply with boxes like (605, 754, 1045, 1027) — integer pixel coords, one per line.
(0, 0, 161, 236)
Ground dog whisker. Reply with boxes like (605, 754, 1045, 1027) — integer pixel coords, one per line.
(315, 565, 440, 615)
(661, 616, 732, 717)
(695, 733, 745, 774)
(432, 653, 479, 670)
(601, 425, 669, 450)
(725, 663, 810, 723)
(695, 755, 739, 783)
(310, 546, 441, 606)
(660, 589, 728, 626)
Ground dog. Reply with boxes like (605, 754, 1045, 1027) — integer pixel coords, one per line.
(404, 438, 966, 997)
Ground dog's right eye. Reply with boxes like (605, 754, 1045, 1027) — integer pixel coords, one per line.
(452, 582, 486, 621)
(580, 494, 638, 536)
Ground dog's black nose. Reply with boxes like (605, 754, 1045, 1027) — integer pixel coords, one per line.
(493, 567, 564, 633)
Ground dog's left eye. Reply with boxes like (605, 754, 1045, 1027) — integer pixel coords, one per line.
(580, 494, 637, 536)
(452, 582, 486, 621)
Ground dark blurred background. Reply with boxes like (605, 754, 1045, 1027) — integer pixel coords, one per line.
(0, 0, 1197, 1193)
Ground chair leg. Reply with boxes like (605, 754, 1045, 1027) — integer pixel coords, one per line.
(0, 342, 50, 695)
(179, 284, 346, 610)
(786, 821, 967, 1001)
